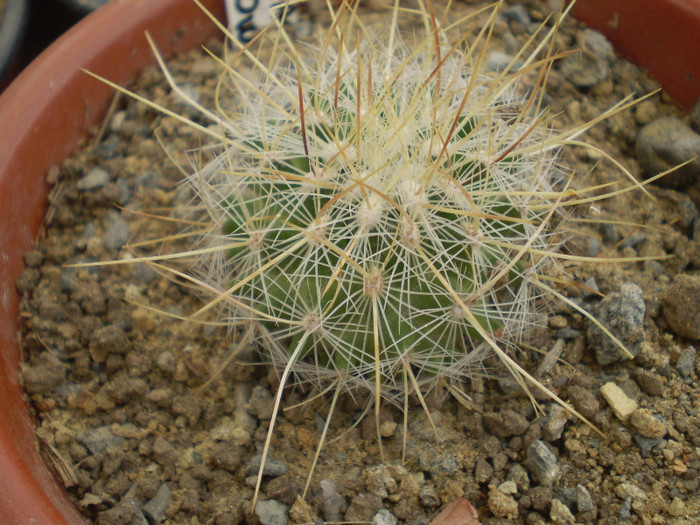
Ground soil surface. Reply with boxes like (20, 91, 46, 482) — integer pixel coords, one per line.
(18, 1, 700, 524)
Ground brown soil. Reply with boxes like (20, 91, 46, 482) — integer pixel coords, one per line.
(17, 2, 700, 524)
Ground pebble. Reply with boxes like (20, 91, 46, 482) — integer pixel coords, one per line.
(566, 385, 600, 419)
(498, 480, 518, 494)
(586, 282, 646, 365)
(488, 487, 518, 519)
(156, 350, 177, 374)
(629, 408, 667, 438)
(549, 499, 575, 524)
(535, 338, 565, 377)
(675, 347, 697, 377)
(77, 426, 125, 455)
(525, 440, 560, 487)
(620, 233, 647, 249)
(255, 499, 289, 525)
(662, 274, 700, 340)
(320, 478, 346, 521)
(502, 4, 531, 25)
(633, 370, 665, 396)
(77, 167, 110, 190)
(668, 496, 687, 517)
(103, 377, 148, 404)
(418, 483, 440, 508)
(246, 385, 275, 420)
(559, 29, 613, 88)
(575, 484, 595, 513)
(103, 211, 130, 251)
(483, 409, 529, 438)
(142, 483, 171, 523)
(632, 434, 665, 457)
(507, 463, 530, 492)
(636, 117, 700, 188)
(619, 496, 632, 520)
(245, 454, 288, 477)
(474, 457, 493, 484)
(600, 382, 638, 420)
(89, 325, 131, 363)
(542, 404, 568, 442)
(372, 508, 398, 525)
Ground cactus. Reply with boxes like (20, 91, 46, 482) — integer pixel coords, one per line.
(88, 0, 652, 505)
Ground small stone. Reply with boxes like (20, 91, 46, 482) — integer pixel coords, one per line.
(633, 370, 665, 396)
(498, 480, 518, 495)
(600, 382, 638, 420)
(502, 4, 531, 25)
(89, 325, 131, 363)
(632, 434, 665, 457)
(559, 29, 613, 88)
(418, 483, 440, 508)
(662, 274, 700, 340)
(550, 499, 575, 524)
(566, 385, 600, 419)
(619, 496, 632, 520)
(289, 497, 316, 524)
(474, 457, 493, 484)
(103, 211, 130, 251)
(142, 484, 171, 523)
(246, 385, 274, 420)
(77, 167, 110, 190)
(372, 509, 397, 525)
(156, 351, 177, 374)
(103, 377, 148, 404)
(488, 487, 518, 519)
(483, 409, 529, 438)
(575, 484, 595, 513)
(525, 440, 560, 487)
(245, 454, 288, 477)
(583, 276, 600, 298)
(77, 426, 125, 455)
(587, 282, 645, 365)
(629, 408, 667, 438)
(320, 479, 346, 522)
(637, 117, 700, 188)
(507, 464, 530, 492)
(255, 499, 289, 525)
(668, 496, 687, 517)
(675, 347, 697, 377)
(152, 437, 177, 466)
(542, 404, 568, 442)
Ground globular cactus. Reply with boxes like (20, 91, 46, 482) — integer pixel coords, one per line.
(93, 0, 644, 504)
(214, 40, 549, 399)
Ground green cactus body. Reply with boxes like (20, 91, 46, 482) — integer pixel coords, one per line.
(202, 31, 560, 399)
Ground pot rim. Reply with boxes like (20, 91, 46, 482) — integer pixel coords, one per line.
(570, 0, 700, 111)
(0, 0, 698, 523)
(0, 1, 224, 523)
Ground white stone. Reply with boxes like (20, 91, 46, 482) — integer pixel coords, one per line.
(600, 382, 638, 420)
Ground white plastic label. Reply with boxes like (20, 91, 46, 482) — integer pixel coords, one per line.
(224, 0, 299, 43)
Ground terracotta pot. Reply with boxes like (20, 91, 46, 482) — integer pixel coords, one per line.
(570, 0, 700, 111)
(0, 0, 697, 523)
(0, 1, 224, 523)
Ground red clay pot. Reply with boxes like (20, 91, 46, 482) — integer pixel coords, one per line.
(0, 1, 698, 523)
(570, 0, 700, 111)
(0, 1, 224, 523)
